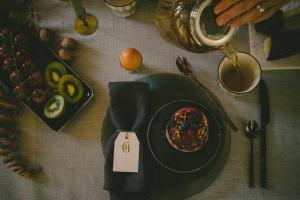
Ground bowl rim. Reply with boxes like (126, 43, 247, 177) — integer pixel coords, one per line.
(147, 99, 222, 174)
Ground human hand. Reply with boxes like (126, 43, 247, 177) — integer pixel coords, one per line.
(214, 0, 291, 27)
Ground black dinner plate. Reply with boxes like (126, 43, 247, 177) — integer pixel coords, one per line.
(101, 73, 231, 199)
(147, 100, 222, 173)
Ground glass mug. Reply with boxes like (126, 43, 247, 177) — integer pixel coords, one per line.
(218, 52, 262, 96)
(104, 0, 137, 17)
(70, 0, 98, 35)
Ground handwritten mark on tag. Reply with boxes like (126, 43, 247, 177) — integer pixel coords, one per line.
(113, 131, 139, 173)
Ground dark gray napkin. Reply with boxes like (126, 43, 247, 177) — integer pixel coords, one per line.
(103, 82, 150, 200)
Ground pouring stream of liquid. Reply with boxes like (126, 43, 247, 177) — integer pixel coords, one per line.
(219, 45, 240, 70)
(219, 45, 244, 91)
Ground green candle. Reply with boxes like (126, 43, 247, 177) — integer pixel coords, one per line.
(70, 0, 86, 17)
(70, 0, 98, 35)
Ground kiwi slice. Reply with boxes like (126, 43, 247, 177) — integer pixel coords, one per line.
(44, 95, 65, 119)
(58, 75, 84, 104)
(45, 62, 67, 88)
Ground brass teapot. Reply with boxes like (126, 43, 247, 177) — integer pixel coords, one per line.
(156, 0, 238, 53)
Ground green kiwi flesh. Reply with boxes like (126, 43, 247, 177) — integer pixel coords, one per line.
(44, 95, 65, 119)
(58, 75, 84, 104)
(45, 62, 67, 88)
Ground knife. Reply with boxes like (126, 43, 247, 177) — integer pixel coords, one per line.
(259, 80, 270, 188)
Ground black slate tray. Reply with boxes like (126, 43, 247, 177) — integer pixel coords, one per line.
(0, 22, 93, 131)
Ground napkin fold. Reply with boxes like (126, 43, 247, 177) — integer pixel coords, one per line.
(104, 82, 150, 200)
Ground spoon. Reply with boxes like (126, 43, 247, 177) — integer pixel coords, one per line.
(176, 56, 238, 132)
(245, 120, 259, 188)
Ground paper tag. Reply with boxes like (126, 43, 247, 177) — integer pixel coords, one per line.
(113, 131, 140, 173)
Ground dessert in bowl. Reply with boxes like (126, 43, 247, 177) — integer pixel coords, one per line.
(166, 107, 209, 153)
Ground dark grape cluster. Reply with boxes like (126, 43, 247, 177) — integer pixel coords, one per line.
(0, 27, 48, 105)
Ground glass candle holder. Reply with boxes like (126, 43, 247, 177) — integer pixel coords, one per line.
(104, 0, 137, 17)
(70, 0, 98, 35)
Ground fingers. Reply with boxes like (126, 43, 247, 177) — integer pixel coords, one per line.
(228, 9, 260, 27)
(251, 0, 291, 23)
(216, 0, 263, 26)
(214, 0, 288, 27)
(214, 0, 240, 15)
(250, 6, 280, 24)
(228, 1, 273, 27)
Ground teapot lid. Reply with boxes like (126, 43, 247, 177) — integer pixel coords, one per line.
(190, 0, 237, 47)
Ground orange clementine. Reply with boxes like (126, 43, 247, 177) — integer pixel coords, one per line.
(119, 48, 142, 72)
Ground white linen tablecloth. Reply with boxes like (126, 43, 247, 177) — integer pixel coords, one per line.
(1, 1, 300, 199)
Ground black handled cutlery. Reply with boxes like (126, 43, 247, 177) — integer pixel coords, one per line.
(245, 120, 259, 188)
(259, 80, 270, 188)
